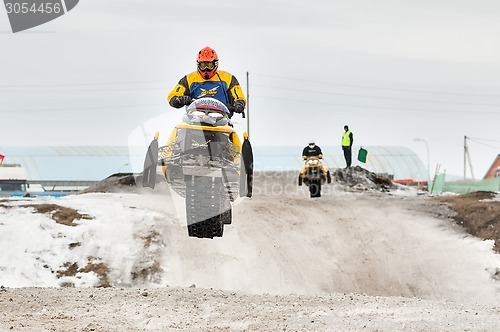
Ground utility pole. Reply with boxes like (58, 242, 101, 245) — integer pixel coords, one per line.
(246, 71, 250, 138)
(464, 135, 475, 180)
(464, 136, 467, 179)
(413, 138, 430, 186)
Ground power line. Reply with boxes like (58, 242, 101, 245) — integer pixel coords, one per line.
(468, 137, 500, 143)
(254, 94, 500, 114)
(467, 137, 500, 150)
(252, 84, 500, 108)
(0, 79, 167, 88)
(0, 103, 167, 113)
(253, 73, 500, 98)
(0, 87, 166, 93)
(468, 141, 500, 150)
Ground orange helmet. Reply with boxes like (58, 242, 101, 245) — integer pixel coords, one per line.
(197, 46, 219, 79)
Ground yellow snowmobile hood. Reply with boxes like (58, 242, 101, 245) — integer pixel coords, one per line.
(161, 122, 242, 176)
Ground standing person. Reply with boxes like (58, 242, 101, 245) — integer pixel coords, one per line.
(241, 132, 253, 198)
(302, 141, 323, 160)
(167, 46, 246, 117)
(342, 125, 353, 168)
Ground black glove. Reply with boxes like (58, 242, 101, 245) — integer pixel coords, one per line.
(170, 95, 192, 108)
(177, 95, 192, 106)
(233, 100, 245, 113)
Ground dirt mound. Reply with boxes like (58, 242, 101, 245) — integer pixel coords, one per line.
(83, 168, 396, 195)
(0, 202, 92, 226)
(80, 173, 139, 193)
(81, 172, 169, 194)
(331, 166, 396, 191)
(24, 204, 92, 226)
(435, 191, 500, 253)
(57, 258, 110, 288)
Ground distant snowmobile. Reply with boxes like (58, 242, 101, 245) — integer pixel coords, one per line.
(142, 98, 252, 239)
(298, 156, 331, 198)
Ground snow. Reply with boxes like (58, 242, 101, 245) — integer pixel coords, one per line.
(481, 192, 500, 202)
(0, 192, 168, 288)
(1, 173, 500, 330)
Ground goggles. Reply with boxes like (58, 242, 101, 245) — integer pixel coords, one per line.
(198, 61, 217, 71)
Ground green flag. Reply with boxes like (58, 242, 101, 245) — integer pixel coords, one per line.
(358, 147, 368, 163)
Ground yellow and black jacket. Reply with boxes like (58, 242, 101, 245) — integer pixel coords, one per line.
(167, 70, 246, 108)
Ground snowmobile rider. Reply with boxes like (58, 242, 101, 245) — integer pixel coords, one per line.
(167, 46, 246, 117)
(301, 141, 328, 176)
(302, 141, 323, 160)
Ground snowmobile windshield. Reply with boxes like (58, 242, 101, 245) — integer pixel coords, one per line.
(306, 157, 321, 166)
(187, 98, 230, 115)
(184, 98, 230, 126)
(307, 159, 320, 165)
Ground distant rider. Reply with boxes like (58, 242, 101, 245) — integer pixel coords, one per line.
(302, 141, 323, 160)
(300, 141, 328, 177)
(167, 46, 246, 117)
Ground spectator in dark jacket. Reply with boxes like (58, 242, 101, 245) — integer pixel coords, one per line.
(241, 132, 253, 198)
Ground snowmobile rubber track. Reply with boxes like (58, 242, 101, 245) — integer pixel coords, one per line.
(185, 176, 225, 238)
(309, 179, 321, 198)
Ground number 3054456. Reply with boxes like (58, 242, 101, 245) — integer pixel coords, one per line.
(5, 2, 62, 14)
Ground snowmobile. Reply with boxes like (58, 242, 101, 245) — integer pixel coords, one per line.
(298, 156, 331, 198)
(142, 98, 252, 239)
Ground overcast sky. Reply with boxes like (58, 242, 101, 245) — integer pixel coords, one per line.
(1, 0, 500, 177)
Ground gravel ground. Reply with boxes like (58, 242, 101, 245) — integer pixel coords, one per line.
(1, 170, 500, 331)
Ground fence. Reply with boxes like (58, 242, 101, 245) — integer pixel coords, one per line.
(430, 174, 500, 194)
